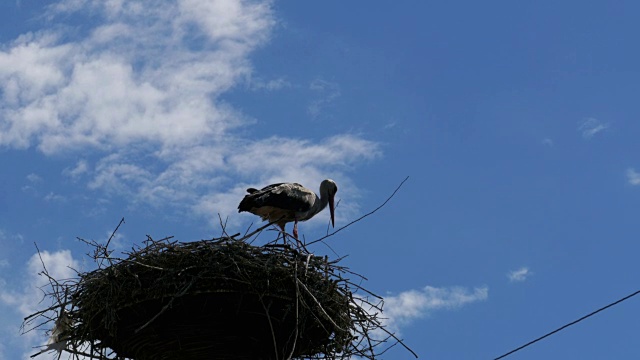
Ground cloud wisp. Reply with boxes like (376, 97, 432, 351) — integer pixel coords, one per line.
(0, 0, 380, 228)
(578, 118, 609, 139)
(360, 285, 488, 335)
(507, 267, 532, 283)
(308, 78, 341, 119)
(626, 168, 640, 186)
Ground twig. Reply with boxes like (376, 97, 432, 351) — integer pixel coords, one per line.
(237, 216, 285, 242)
(243, 222, 255, 237)
(218, 213, 231, 238)
(100, 217, 125, 268)
(23, 302, 71, 322)
(376, 324, 419, 358)
(105, 217, 125, 251)
(97, 256, 165, 271)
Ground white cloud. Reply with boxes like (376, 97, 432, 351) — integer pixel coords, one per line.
(0, 229, 24, 246)
(507, 267, 532, 283)
(63, 159, 89, 179)
(43, 192, 66, 202)
(383, 121, 397, 130)
(542, 137, 553, 147)
(0, 1, 380, 230)
(627, 168, 640, 185)
(227, 135, 380, 179)
(26, 173, 42, 183)
(0, 259, 8, 268)
(0, 0, 274, 154)
(1, 250, 79, 316)
(377, 285, 488, 335)
(578, 118, 609, 139)
(249, 77, 292, 91)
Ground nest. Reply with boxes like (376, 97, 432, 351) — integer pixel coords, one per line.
(23, 221, 414, 360)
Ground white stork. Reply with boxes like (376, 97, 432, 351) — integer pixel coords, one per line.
(238, 179, 338, 239)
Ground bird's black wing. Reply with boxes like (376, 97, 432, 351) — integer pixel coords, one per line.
(238, 183, 313, 213)
(258, 183, 287, 192)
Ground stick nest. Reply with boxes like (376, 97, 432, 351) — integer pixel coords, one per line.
(24, 226, 410, 360)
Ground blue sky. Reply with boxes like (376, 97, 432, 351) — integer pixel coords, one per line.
(2, 1, 640, 359)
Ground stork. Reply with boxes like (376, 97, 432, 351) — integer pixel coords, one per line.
(238, 179, 338, 240)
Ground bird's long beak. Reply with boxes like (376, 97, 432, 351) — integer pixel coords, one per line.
(329, 194, 335, 228)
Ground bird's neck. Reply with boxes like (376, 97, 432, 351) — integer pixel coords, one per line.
(311, 192, 328, 215)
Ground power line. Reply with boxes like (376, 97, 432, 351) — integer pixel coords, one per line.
(493, 288, 640, 360)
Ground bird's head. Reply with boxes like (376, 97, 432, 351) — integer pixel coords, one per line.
(320, 179, 338, 227)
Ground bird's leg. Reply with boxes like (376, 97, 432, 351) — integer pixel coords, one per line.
(293, 220, 299, 240)
(279, 224, 287, 244)
(293, 219, 305, 248)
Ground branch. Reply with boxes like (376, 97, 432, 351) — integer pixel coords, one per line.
(100, 218, 125, 268)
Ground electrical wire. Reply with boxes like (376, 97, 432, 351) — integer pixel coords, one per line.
(493, 288, 640, 360)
